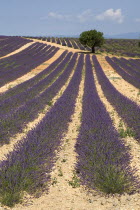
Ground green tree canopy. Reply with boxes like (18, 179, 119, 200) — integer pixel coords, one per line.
(79, 29, 105, 53)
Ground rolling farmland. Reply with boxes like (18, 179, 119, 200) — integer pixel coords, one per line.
(0, 36, 140, 209)
(26, 36, 140, 58)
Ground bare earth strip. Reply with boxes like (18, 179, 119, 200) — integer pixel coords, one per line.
(0, 49, 64, 93)
(0, 42, 34, 59)
(96, 55, 140, 105)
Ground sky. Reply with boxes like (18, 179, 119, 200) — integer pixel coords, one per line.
(0, 0, 140, 37)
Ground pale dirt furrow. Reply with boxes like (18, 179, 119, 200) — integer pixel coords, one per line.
(0, 54, 77, 161)
(0, 42, 34, 59)
(0, 49, 64, 94)
(96, 55, 140, 106)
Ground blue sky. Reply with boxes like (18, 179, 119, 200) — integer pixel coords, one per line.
(0, 0, 140, 36)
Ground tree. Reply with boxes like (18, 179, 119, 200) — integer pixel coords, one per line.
(79, 29, 105, 53)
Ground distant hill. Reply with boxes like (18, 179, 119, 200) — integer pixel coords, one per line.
(105, 32, 140, 39)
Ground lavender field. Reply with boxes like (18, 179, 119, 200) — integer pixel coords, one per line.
(0, 36, 140, 209)
(26, 36, 140, 57)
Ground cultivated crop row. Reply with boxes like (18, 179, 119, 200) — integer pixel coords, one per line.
(25, 36, 140, 57)
(126, 58, 140, 72)
(0, 36, 32, 57)
(0, 43, 59, 87)
(93, 55, 140, 141)
(0, 53, 77, 145)
(0, 51, 68, 101)
(0, 43, 49, 74)
(76, 54, 138, 194)
(26, 36, 90, 51)
(0, 51, 71, 117)
(0, 42, 140, 208)
(0, 54, 84, 207)
(112, 57, 140, 78)
(105, 56, 140, 89)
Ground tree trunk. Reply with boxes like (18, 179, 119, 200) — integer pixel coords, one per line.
(92, 46, 95, 53)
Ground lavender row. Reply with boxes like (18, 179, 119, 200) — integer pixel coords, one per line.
(65, 38, 72, 48)
(44, 37, 88, 51)
(92, 55, 140, 141)
(0, 43, 44, 73)
(0, 43, 35, 70)
(0, 52, 72, 118)
(0, 53, 77, 145)
(0, 39, 31, 57)
(0, 42, 42, 66)
(76, 55, 138, 195)
(0, 39, 21, 56)
(0, 44, 52, 85)
(0, 51, 68, 101)
(0, 46, 59, 87)
(0, 43, 49, 72)
(120, 58, 140, 74)
(0, 54, 84, 207)
(112, 57, 140, 78)
(0, 37, 32, 57)
(70, 39, 79, 49)
(0, 44, 52, 84)
(0, 42, 52, 72)
(127, 58, 140, 73)
(105, 56, 140, 89)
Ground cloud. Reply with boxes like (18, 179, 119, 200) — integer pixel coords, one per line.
(77, 9, 94, 23)
(40, 12, 63, 20)
(48, 12, 73, 21)
(48, 12, 63, 20)
(40, 10, 94, 23)
(135, 18, 140, 22)
(96, 9, 124, 23)
(40, 12, 74, 21)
